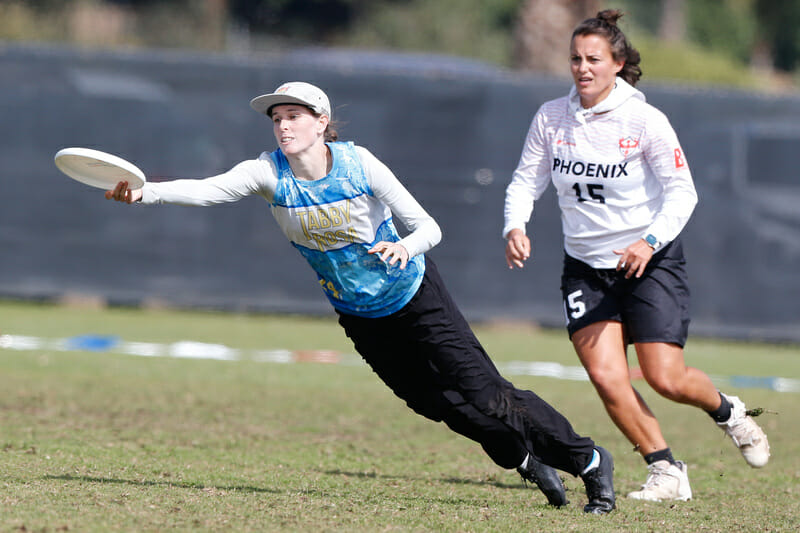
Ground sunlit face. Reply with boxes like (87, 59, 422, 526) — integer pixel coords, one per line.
(570, 33, 625, 109)
(270, 104, 328, 156)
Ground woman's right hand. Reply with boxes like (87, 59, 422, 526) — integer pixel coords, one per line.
(505, 228, 531, 269)
(104, 180, 143, 203)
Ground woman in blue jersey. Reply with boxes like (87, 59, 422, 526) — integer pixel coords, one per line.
(503, 10, 769, 503)
(106, 81, 615, 513)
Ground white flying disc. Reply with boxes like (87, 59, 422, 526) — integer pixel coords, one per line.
(54, 147, 146, 190)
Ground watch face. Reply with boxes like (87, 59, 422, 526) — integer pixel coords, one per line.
(645, 234, 658, 247)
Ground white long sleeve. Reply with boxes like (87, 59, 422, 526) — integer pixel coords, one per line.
(141, 158, 276, 206)
(502, 109, 553, 239)
(355, 146, 441, 257)
(140, 145, 441, 258)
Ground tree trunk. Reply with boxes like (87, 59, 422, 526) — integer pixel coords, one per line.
(749, 39, 774, 74)
(513, 0, 601, 74)
(658, 0, 686, 43)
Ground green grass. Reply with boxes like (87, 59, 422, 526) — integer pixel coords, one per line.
(0, 300, 798, 532)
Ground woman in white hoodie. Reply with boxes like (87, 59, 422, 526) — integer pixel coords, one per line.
(503, 9, 769, 502)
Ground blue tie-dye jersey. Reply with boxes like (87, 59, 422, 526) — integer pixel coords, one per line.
(269, 142, 425, 318)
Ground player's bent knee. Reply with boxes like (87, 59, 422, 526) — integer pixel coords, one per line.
(643, 374, 687, 402)
(585, 369, 629, 399)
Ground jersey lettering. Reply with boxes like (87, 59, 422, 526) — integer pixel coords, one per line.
(297, 200, 355, 249)
(674, 148, 685, 168)
(319, 278, 341, 299)
(553, 158, 628, 178)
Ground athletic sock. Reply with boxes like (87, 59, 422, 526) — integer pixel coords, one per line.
(581, 448, 600, 475)
(707, 391, 733, 423)
(644, 448, 677, 466)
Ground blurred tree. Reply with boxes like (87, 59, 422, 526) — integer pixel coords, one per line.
(3, 0, 796, 87)
(98, 0, 228, 49)
(331, 0, 521, 66)
(754, 0, 800, 72)
(613, 0, 762, 76)
(686, 0, 756, 66)
(512, 0, 599, 73)
(228, 0, 379, 42)
(599, 0, 660, 34)
(658, 0, 685, 42)
(70, 0, 135, 47)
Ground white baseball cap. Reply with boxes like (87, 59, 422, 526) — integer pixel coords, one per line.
(250, 81, 332, 118)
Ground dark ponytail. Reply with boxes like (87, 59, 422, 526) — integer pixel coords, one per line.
(572, 9, 642, 86)
(324, 122, 338, 142)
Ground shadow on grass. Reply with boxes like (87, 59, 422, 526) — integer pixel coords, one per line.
(321, 469, 571, 508)
(44, 474, 280, 494)
(44, 472, 565, 509)
(322, 468, 544, 490)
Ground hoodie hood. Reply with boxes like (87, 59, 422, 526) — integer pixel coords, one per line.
(568, 77, 645, 123)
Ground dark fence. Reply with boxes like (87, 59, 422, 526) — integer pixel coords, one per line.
(2, 44, 799, 342)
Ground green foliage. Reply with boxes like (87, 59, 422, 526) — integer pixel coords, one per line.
(0, 300, 799, 530)
(231, 0, 374, 42)
(0, 0, 67, 43)
(610, 0, 758, 65)
(616, 0, 800, 74)
(0, 0, 796, 90)
(632, 32, 764, 89)
(335, 0, 523, 66)
(606, 0, 663, 34)
(686, 0, 758, 64)
(755, 0, 800, 70)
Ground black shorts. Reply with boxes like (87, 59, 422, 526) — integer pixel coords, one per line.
(560, 238, 691, 347)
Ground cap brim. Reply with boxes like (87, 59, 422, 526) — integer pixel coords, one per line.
(250, 94, 325, 116)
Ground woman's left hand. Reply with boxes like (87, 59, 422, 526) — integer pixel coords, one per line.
(369, 241, 410, 269)
(613, 239, 654, 279)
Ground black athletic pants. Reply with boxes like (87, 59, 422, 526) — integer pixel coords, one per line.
(337, 258, 595, 476)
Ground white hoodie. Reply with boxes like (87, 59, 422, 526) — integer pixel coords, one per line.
(503, 78, 698, 268)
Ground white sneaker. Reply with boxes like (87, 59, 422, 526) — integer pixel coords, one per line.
(627, 460, 692, 502)
(718, 393, 770, 468)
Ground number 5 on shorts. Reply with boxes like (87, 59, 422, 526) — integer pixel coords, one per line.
(565, 290, 586, 321)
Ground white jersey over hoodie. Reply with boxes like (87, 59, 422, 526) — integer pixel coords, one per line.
(503, 78, 698, 269)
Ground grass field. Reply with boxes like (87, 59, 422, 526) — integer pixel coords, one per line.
(0, 300, 798, 532)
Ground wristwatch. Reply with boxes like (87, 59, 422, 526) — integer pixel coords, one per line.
(644, 234, 660, 249)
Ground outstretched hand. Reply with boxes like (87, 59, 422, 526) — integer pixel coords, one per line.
(104, 180, 142, 203)
(369, 241, 410, 270)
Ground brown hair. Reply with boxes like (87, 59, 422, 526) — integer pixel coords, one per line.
(324, 121, 338, 142)
(572, 9, 642, 86)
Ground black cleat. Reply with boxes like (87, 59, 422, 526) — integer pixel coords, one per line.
(517, 457, 568, 507)
(580, 446, 616, 514)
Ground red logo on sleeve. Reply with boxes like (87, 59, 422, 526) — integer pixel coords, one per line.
(674, 148, 685, 168)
